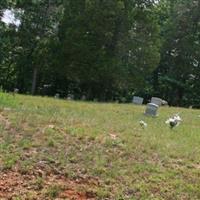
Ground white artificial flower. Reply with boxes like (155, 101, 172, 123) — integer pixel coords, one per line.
(165, 114, 182, 129)
(139, 120, 147, 128)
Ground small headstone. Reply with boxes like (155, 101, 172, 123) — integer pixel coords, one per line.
(151, 97, 163, 106)
(162, 100, 168, 106)
(145, 103, 159, 117)
(71, 94, 74, 100)
(132, 96, 144, 105)
(54, 93, 60, 99)
(14, 88, 19, 93)
(12, 88, 19, 96)
(67, 96, 72, 100)
(67, 94, 74, 100)
(81, 95, 86, 101)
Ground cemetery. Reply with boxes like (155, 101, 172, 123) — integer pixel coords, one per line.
(1, 0, 199, 199)
(0, 92, 199, 199)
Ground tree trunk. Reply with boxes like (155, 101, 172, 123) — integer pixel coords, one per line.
(31, 67, 38, 95)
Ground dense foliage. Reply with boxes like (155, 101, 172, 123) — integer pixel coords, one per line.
(0, 0, 199, 106)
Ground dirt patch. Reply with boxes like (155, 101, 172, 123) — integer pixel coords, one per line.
(0, 169, 98, 199)
(60, 189, 94, 200)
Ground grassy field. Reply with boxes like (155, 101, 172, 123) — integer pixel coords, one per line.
(0, 93, 200, 199)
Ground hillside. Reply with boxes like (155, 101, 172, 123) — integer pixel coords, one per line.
(0, 93, 200, 199)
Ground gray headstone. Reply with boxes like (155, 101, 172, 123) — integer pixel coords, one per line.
(67, 94, 74, 100)
(151, 97, 163, 106)
(145, 103, 159, 117)
(162, 100, 168, 106)
(81, 95, 86, 101)
(12, 88, 19, 96)
(54, 93, 60, 99)
(132, 96, 144, 105)
(14, 88, 19, 93)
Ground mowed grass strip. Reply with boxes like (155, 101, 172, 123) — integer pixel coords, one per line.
(0, 93, 200, 199)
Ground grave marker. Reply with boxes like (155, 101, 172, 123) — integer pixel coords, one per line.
(145, 103, 159, 117)
(54, 93, 60, 99)
(132, 96, 144, 105)
(151, 97, 163, 106)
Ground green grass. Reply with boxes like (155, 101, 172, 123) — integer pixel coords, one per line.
(0, 91, 18, 108)
(45, 184, 62, 199)
(0, 93, 200, 199)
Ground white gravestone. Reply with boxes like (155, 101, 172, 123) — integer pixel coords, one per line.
(67, 94, 74, 100)
(54, 93, 60, 99)
(145, 103, 159, 117)
(151, 97, 163, 106)
(132, 96, 144, 105)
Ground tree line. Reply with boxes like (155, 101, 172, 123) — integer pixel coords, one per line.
(0, 0, 200, 107)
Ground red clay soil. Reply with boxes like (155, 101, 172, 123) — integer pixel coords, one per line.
(0, 170, 97, 199)
(60, 189, 88, 199)
(0, 112, 98, 199)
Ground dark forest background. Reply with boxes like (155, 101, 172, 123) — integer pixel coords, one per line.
(0, 0, 200, 107)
